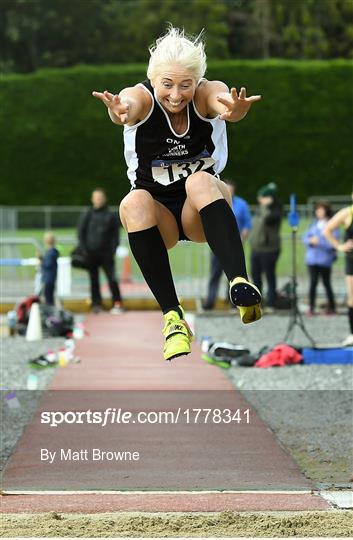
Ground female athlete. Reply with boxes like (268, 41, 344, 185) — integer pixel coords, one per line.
(93, 26, 262, 360)
(324, 193, 353, 346)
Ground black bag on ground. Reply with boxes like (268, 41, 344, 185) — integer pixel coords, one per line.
(70, 245, 89, 270)
(274, 281, 293, 310)
(40, 305, 74, 337)
(17, 304, 74, 337)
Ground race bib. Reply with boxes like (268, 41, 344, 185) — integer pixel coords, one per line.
(151, 151, 215, 186)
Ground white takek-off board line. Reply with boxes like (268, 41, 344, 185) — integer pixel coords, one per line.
(2, 489, 314, 495)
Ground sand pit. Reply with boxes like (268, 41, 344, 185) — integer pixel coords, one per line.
(1, 510, 352, 537)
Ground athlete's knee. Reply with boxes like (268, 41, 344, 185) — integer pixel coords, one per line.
(217, 180, 232, 206)
(185, 171, 214, 198)
(119, 190, 155, 228)
(120, 189, 154, 211)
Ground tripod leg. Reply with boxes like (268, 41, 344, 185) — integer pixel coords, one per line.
(295, 309, 316, 347)
(284, 295, 299, 343)
(284, 314, 294, 342)
(283, 227, 315, 346)
(284, 305, 316, 347)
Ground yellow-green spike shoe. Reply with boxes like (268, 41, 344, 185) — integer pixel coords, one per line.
(162, 306, 193, 361)
(229, 277, 262, 324)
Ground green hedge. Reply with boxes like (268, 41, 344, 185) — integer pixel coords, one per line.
(1, 60, 352, 205)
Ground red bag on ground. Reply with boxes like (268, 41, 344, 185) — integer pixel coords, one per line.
(16, 295, 40, 324)
(255, 343, 303, 368)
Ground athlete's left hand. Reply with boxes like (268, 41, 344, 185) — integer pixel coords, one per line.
(217, 87, 261, 121)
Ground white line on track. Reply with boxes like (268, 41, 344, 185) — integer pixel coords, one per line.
(2, 489, 314, 495)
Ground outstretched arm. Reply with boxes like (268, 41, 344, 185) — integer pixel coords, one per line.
(204, 80, 261, 122)
(324, 207, 353, 253)
(92, 86, 151, 126)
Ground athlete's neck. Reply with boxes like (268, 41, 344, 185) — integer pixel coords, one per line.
(164, 107, 188, 135)
(164, 107, 187, 119)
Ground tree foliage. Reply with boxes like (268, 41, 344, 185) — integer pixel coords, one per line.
(0, 0, 352, 73)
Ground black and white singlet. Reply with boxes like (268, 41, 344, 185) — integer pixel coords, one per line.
(123, 80, 228, 197)
(345, 205, 353, 275)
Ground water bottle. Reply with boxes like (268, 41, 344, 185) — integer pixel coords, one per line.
(58, 348, 69, 367)
(73, 323, 84, 340)
(7, 310, 17, 337)
(201, 336, 211, 353)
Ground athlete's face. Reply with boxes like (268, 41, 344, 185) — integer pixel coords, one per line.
(152, 65, 197, 114)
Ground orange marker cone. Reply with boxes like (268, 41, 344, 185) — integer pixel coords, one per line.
(121, 253, 132, 283)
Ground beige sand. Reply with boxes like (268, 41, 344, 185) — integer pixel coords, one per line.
(1, 510, 352, 537)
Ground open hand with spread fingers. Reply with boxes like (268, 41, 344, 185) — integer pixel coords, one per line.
(217, 87, 261, 121)
(92, 90, 130, 124)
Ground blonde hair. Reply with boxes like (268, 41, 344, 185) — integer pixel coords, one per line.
(147, 25, 206, 82)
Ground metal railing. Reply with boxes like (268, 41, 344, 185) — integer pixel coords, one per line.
(0, 200, 348, 304)
(1, 205, 88, 230)
(0, 235, 210, 302)
(1, 196, 350, 232)
(0, 204, 315, 231)
(0, 234, 346, 304)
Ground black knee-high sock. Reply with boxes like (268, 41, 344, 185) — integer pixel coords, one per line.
(128, 226, 180, 313)
(199, 199, 248, 281)
(349, 307, 353, 333)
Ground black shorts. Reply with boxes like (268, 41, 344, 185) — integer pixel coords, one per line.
(134, 186, 190, 241)
(346, 255, 353, 276)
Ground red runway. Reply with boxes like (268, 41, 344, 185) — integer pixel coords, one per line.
(1, 312, 330, 513)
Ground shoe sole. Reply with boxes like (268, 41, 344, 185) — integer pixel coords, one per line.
(165, 350, 191, 361)
(229, 280, 262, 307)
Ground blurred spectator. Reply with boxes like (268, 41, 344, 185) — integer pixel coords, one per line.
(302, 201, 338, 316)
(324, 192, 353, 346)
(78, 188, 123, 314)
(249, 182, 282, 311)
(203, 181, 252, 310)
(40, 232, 59, 306)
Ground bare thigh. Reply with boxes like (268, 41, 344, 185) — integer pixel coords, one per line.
(154, 200, 180, 249)
(346, 275, 353, 306)
(119, 190, 179, 250)
(181, 175, 232, 243)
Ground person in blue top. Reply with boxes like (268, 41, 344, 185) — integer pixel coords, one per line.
(40, 232, 60, 306)
(203, 181, 252, 310)
(302, 201, 339, 316)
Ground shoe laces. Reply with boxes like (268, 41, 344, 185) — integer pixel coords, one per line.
(163, 310, 182, 334)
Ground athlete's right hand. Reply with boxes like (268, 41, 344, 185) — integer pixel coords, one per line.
(338, 239, 353, 253)
(92, 90, 130, 124)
